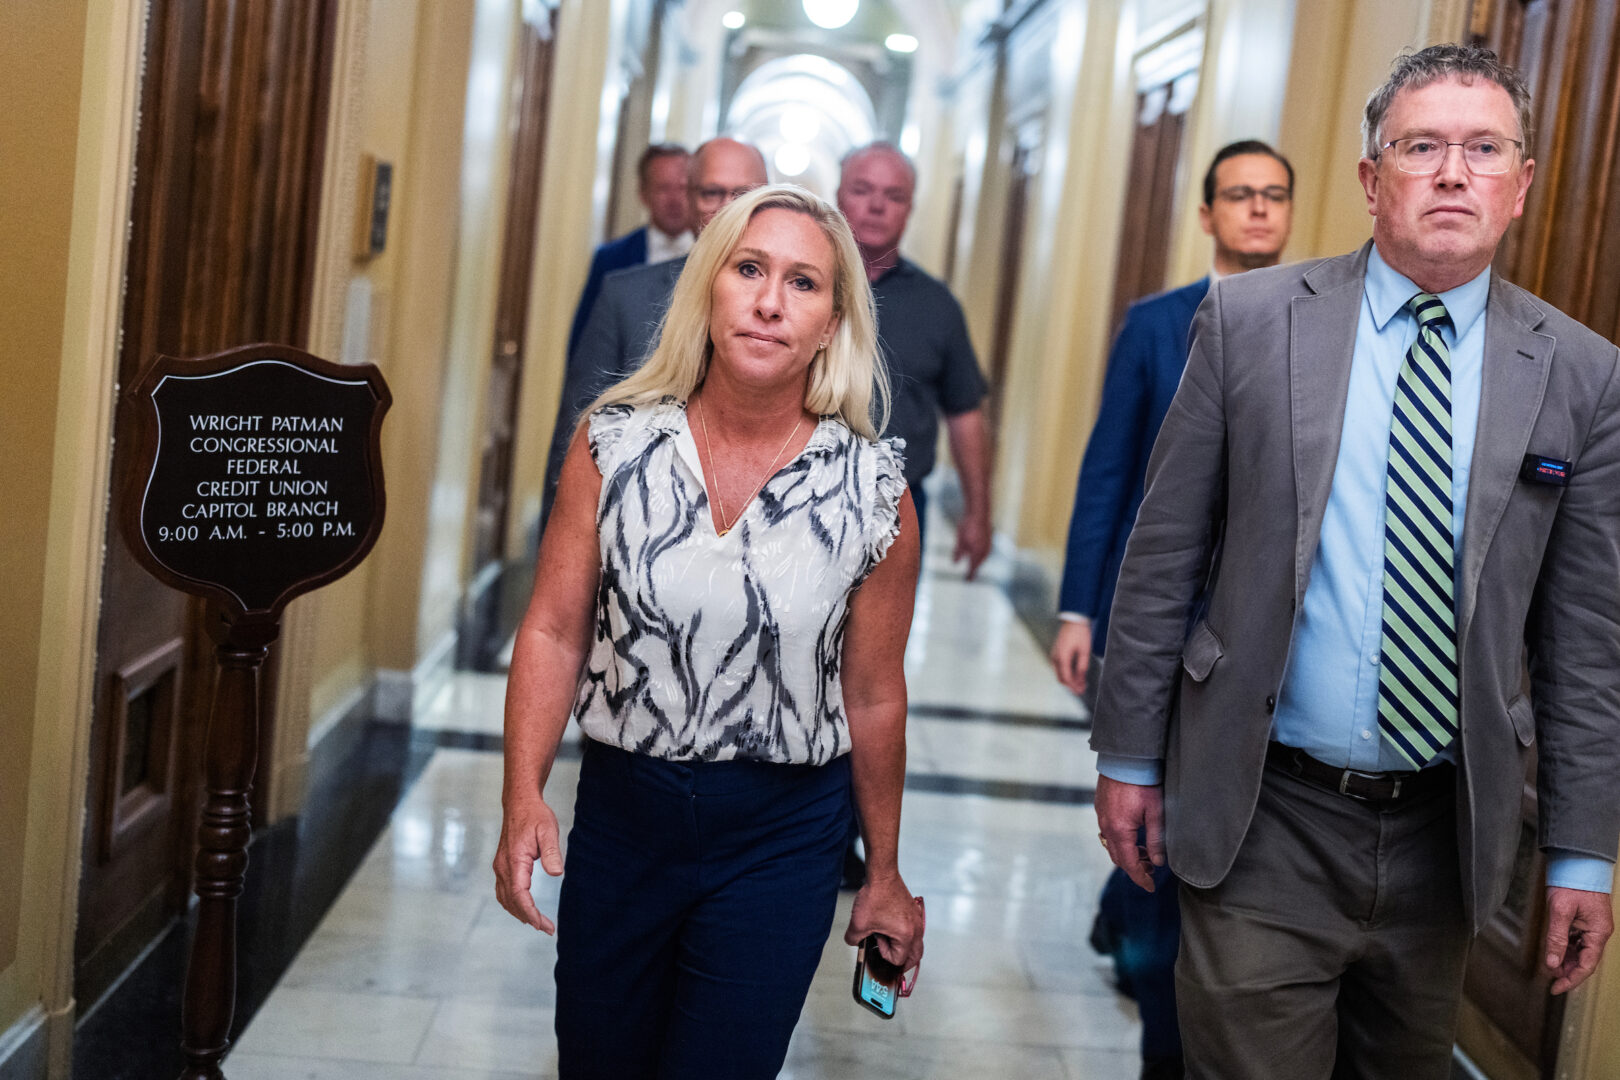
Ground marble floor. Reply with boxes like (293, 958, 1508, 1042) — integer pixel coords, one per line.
(224, 513, 1138, 1079)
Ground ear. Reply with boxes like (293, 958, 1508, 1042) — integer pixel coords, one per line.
(1198, 203, 1214, 237)
(820, 311, 842, 349)
(1357, 157, 1380, 217)
(1512, 158, 1535, 218)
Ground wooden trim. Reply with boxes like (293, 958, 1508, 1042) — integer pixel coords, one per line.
(99, 638, 184, 862)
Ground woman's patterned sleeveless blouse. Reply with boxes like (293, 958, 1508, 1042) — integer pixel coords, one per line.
(573, 399, 906, 765)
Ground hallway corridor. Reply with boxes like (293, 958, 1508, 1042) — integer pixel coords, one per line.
(222, 503, 1139, 1078)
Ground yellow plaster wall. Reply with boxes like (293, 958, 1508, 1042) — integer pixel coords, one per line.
(365, 0, 480, 675)
(0, 0, 144, 1066)
(1275, 0, 1435, 262)
(506, 0, 633, 556)
(1000, 0, 1138, 552)
(0, 0, 87, 992)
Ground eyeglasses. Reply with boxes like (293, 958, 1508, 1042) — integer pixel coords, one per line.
(1379, 136, 1522, 175)
(691, 184, 759, 205)
(1215, 185, 1292, 205)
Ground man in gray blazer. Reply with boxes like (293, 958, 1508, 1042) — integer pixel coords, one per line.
(1093, 44, 1619, 1078)
(542, 137, 768, 515)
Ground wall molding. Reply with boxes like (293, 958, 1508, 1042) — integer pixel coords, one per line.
(0, 1006, 46, 1080)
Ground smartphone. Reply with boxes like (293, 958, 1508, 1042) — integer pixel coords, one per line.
(852, 934, 902, 1019)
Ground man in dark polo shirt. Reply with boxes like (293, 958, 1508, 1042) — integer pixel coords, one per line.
(837, 141, 992, 576)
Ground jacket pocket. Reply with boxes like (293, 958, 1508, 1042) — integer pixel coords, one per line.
(1181, 620, 1224, 683)
(1507, 694, 1535, 746)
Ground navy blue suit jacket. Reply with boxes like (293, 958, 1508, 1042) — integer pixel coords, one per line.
(567, 226, 649, 358)
(1058, 277, 1209, 654)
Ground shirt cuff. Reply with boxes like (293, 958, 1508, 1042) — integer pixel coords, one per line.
(1545, 852, 1616, 894)
(1096, 754, 1163, 786)
(1059, 612, 1090, 623)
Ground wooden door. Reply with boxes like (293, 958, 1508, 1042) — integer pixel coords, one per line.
(1459, 2, 1620, 1075)
(471, 11, 557, 574)
(76, 0, 335, 1011)
(1106, 73, 1193, 339)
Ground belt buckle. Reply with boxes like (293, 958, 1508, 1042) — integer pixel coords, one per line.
(1336, 767, 1399, 801)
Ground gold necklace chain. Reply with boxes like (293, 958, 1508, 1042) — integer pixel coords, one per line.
(695, 397, 805, 537)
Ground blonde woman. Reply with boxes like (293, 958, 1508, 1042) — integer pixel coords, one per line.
(494, 185, 925, 1078)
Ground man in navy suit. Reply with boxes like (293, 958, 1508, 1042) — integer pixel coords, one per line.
(1054, 139, 1294, 1080)
(565, 143, 692, 358)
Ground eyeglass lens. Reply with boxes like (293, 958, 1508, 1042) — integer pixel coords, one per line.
(1217, 186, 1292, 205)
(1389, 137, 1516, 175)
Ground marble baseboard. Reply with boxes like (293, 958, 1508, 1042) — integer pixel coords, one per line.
(376, 629, 458, 722)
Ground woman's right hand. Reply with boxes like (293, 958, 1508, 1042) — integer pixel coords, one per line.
(493, 795, 565, 933)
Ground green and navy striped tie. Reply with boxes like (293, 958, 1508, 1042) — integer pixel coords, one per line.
(1378, 293, 1460, 767)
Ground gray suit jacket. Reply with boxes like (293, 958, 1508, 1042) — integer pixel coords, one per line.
(1092, 243, 1620, 930)
(544, 255, 686, 508)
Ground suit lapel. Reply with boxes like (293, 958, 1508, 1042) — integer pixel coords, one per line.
(1457, 279, 1552, 639)
(1289, 246, 1370, 603)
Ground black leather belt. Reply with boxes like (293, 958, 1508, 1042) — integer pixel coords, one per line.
(1265, 742, 1453, 804)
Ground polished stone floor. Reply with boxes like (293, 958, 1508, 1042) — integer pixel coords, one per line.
(223, 514, 1138, 1078)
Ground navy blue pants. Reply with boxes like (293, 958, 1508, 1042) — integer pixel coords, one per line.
(554, 740, 852, 1079)
(1094, 861, 1183, 1064)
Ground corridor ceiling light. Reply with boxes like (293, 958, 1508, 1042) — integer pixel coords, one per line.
(722, 10, 745, 29)
(803, 0, 858, 31)
(884, 33, 918, 53)
(775, 142, 812, 176)
(779, 105, 821, 144)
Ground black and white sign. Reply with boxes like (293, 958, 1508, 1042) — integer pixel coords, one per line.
(124, 344, 391, 616)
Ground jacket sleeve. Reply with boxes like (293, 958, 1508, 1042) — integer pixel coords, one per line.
(1089, 285, 1229, 760)
(545, 276, 628, 513)
(567, 246, 613, 360)
(1529, 343, 1620, 862)
(1058, 306, 1158, 618)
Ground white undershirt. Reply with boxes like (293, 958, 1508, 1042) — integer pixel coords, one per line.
(646, 227, 693, 265)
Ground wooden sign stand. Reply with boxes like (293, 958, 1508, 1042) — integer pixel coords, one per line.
(120, 343, 391, 1079)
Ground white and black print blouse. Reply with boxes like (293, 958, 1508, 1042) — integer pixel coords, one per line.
(572, 398, 906, 765)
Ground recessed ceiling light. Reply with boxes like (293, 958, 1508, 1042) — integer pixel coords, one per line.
(803, 0, 858, 31)
(775, 142, 812, 176)
(885, 33, 918, 54)
(779, 105, 821, 144)
(722, 10, 745, 30)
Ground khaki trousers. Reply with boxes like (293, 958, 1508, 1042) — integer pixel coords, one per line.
(1175, 760, 1471, 1080)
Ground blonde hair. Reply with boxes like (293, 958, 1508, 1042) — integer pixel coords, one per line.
(588, 184, 889, 439)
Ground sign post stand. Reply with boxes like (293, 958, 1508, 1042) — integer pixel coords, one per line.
(120, 343, 391, 1080)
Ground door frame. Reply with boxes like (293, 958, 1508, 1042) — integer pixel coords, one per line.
(21, 0, 149, 1065)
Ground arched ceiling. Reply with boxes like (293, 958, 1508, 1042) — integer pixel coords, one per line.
(683, 0, 963, 64)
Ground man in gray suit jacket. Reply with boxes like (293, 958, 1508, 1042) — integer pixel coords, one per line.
(1093, 45, 1619, 1078)
(542, 137, 768, 515)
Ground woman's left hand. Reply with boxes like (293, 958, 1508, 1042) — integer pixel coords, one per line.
(844, 872, 924, 970)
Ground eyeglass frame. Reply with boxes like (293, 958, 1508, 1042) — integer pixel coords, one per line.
(690, 183, 760, 205)
(1376, 136, 1525, 176)
(1212, 184, 1293, 206)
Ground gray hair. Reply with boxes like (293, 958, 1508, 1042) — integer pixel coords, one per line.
(1362, 44, 1533, 160)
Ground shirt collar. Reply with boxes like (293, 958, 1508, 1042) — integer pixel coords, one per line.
(1366, 243, 1489, 338)
(871, 256, 914, 286)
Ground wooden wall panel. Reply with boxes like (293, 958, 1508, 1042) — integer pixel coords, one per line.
(77, 0, 335, 1011)
(1457, 4, 1620, 1074)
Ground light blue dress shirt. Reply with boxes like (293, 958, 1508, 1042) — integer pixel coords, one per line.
(1097, 246, 1613, 893)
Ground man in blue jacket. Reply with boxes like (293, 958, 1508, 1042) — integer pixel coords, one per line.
(564, 143, 691, 358)
(1054, 139, 1294, 1080)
